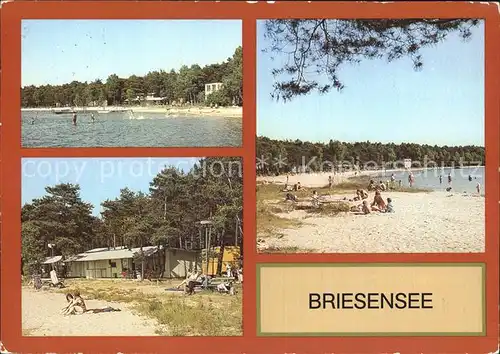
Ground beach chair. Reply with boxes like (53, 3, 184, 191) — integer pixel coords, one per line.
(49, 270, 65, 288)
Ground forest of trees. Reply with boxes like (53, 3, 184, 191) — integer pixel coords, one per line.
(21, 158, 243, 274)
(256, 136, 485, 175)
(21, 47, 242, 108)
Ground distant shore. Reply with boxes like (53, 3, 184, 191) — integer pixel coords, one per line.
(257, 167, 485, 188)
(21, 105, 242, 118)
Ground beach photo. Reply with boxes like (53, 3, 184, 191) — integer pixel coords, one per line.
(256, 19, 485, 254)
(21, 20, 242, 147)
(21, 157, 243, 336)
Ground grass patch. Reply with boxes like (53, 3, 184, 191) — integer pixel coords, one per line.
(297, 202, 351, 216)
(260, 245, 315, 254)
(23, 328, 37, 336)
(56, 280, 242, 336)
(256, 200, 302, 238)
(256, 183, 333, 201)
(136, 294, 241, 336)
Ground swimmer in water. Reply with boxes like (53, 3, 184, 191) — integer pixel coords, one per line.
(72, 112, 77, 126)
(91, 113, 95, 123)
(31, 117, 35, 125)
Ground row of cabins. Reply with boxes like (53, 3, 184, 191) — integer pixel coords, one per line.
(43, 245, 240, 280)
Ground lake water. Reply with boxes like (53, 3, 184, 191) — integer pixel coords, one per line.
(377, 166, 485, 193)
(21, 111, 242, 147)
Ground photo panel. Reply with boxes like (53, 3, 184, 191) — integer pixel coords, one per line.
(256, 18, 486, 254)
(21, 19, 243, 148)
(0, 1, 498, 353)
(21, 157, 243, 337)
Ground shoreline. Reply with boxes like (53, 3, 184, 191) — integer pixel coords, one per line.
(21, 105, 242, 118)
(257, 167, 485, 188)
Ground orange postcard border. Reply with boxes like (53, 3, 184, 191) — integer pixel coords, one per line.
(1, 1, 498, 353)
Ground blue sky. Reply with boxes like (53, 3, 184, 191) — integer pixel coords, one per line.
(22, 158, 199, 216)
(257, 20, 485, 147)
(21, 20, 242, 86)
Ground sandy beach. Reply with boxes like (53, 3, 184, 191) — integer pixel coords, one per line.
(257, 173, 485, 253)
(258, 171, 365, 187)
(22, 105, 242, 118)
(22, 288, 159, 336)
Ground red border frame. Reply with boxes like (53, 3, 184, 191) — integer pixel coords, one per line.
(1, 2, 499, 353)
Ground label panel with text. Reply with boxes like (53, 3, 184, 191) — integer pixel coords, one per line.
(257, 263, 485, 336)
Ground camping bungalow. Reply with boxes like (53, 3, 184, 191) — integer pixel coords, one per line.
(65, 246, 199, 279)
(201, 246, 241, 276)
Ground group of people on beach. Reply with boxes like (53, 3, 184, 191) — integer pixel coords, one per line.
(439, 172, 481, 194)
(352, 180, 394, 215)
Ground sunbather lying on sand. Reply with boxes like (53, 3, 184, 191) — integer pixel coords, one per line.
(285, 193, 298, 202)
(61, 292, 121, 316)
(350, 199, 374, 215)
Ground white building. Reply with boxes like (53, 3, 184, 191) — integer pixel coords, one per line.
(204, 82, 223, 100)
(64, 246, 199, 279)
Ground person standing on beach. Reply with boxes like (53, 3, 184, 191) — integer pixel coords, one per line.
(476, 182, 481, 194)
(328, 175, 333, 188)
(439, 175, 443, 184)
(408, 172, 415, 188)
(448, 173, 452, 185)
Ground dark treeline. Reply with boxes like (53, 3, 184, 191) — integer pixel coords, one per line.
(21, 47, 242, 108)
(21, 158, 243, 273)
(256, 136, 485, 175)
